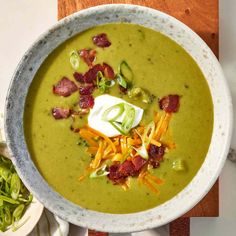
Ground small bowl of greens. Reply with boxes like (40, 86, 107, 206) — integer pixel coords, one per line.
(0, 146, 44, 235)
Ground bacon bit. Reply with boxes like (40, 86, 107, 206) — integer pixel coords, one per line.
(83, 64, 104, 83)
(52, 107, 71, 119)
(131, 156, 147, 171)
(103, 63, 115, 79)
(119, 160, 138, 177)
(73, 72, 84, 83)
(159, 95, 180, 113)
(79, 95, 94, 109)
(108, 164, 126, 184)
(79, 83, 95, 95)
(148, 144, 165, 159)
(148, 145, 165, 168)
(79, 49, 96, 67)
(53, 77, 78, 97)
(92, 33, 111, 48)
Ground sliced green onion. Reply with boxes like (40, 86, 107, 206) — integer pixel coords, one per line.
(69, 50, 80, 70)
(133, 146, 149, 159)
(132, 129, 149, 159)
(116, 61, 133, 89)
(12, 204, 25, 222)
(102, 103, 124, 122)
(118, 61, 133, 84)
(0, 166, 11, 182)
(90, 165, 109, 178)
(97, 71, 115, 93)
(109, 121, 126, 135)
(116, 73, 127, 88)
(121, 104, 135, 134)
(132, 121, 156, 159)
(10, 173, 21, 200)
(0, 195, 20, 204)
(3, 206, 11, 226)
(0, 155, 33, 232)
(143, 121, 155, 145)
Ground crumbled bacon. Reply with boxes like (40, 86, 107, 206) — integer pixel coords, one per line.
(131, 156, 147, 171)
(148, 145, 165, 168)
(103, 63, 115, 79)
(118, 160, 138, 177)
(79, 95, 94, 109)
(79, 49, 96, 67)
(52, 107, 71, 119)
(53, 77, 78, 97)
(79, 84, 95, 95)
(108, 164, 126, 184)
(92, 33, 111, 48)
(83, 64, 104, 83)
(73, 72, 84, 83)
(159, 95, 180, 113)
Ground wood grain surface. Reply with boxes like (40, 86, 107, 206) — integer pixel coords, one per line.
(58, 0, 219, 235)
(58, 0, 218, 57)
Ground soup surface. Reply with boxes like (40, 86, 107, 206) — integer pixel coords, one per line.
(24, 23, 213, 213)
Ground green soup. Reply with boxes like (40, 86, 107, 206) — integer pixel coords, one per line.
(24, 23, 213, 213)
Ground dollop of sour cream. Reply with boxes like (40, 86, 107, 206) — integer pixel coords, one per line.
(88, 95, 143, 137)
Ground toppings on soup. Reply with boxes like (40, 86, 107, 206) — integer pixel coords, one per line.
(24, 23, 213, 213)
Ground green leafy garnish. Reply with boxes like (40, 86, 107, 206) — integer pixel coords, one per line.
(97, 71, 115, 93)
(69, 50, 80, 70)
(90, 165, 109, 178)
(0, 155, 32, 232)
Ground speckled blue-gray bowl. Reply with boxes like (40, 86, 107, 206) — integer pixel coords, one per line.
(4, 4, 233, 233)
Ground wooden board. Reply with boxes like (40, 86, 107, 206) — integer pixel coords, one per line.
(58, 0, 219, 235)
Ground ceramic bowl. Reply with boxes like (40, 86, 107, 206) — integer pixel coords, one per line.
(4, 4, 233, 233)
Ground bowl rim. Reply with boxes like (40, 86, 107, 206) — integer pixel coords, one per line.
(4, 4, 233, 233)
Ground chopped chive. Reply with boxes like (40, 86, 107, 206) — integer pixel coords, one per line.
(69, 50, 80, 70)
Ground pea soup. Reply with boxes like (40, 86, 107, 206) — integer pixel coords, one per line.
(24, 23, 213, 213)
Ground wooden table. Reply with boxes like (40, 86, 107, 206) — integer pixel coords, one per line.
(58, 1, 219, 235)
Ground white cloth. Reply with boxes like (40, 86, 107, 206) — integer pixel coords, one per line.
(28, 209, 69, 236)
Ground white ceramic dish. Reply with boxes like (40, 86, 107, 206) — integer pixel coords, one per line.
(4, 4, 233, 233)
(0, 142, 44, 236)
